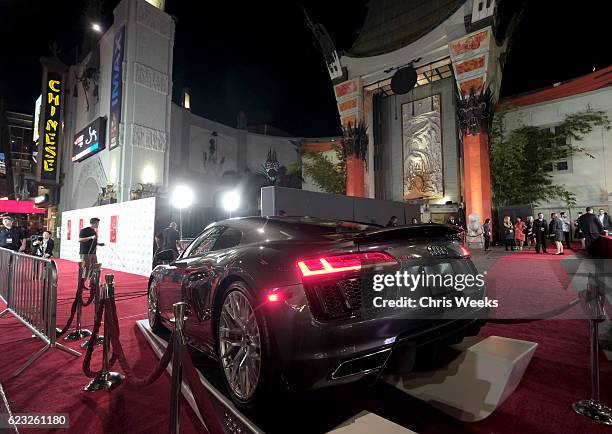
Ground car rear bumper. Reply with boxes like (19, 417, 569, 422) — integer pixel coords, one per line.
(264, 285, 486, 390)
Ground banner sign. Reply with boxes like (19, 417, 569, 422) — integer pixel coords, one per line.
(39, 71, 63, 182)
(72, 117, 107, 162)
(109, 26, 125, 150)
(110, 215, 118, 243)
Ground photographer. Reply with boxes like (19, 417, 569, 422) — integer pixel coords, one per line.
(32, 230, 54, 258)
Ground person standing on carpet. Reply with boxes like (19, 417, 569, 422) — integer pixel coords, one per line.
(514, 217, 526, 251)
(549, 213, 564, 255)
(533, 213, 548, 254)
(503, 216, 515, 251)
(79, 217, 104, 279)
(160, 221, 181, 260)
(574, 212, 585, 249)
(560, 212, 572, 249)
(525, 216, 535, 250)
(578, 207, 606, 254)
(482, 218, 491, 252)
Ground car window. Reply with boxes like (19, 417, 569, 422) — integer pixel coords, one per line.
(213, 227, 242, 250)
(182, 227, 222, 258)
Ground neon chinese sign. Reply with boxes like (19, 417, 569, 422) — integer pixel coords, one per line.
(41, 72, 62, 181)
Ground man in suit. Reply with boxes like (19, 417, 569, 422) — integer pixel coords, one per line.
(597, 209, 612, 230)
(579, 207, 607, 254)
(533, 212, 548, 253)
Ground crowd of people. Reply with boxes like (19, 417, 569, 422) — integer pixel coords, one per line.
(0, 214, 54, 257)
(499, 207, 609, 255)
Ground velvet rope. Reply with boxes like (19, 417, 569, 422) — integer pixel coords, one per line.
(180, 345, 225, 434)
(104, 294, 174, 388)
(80, 282, 95, 307)
(82, 300, 106, 378)
(56, 283, 82, 337)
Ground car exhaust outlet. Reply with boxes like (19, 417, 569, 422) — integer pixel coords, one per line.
(330, 348, 392, 380)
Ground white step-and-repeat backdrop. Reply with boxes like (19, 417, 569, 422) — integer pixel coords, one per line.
(60, 197, 156, 276)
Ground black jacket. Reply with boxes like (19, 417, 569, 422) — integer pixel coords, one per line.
(35, 238, 54, 257)
(578, 213, 605, 235)
(597, 213, 612, 229)
(533, 218, 548, 237)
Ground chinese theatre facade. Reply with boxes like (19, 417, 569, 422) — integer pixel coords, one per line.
(34, 0, 175, 213)
(310, 0, 519, 224)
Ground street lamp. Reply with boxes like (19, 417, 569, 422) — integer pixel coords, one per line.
(221, 190, 240, 218)
(91, 23, 103, 33)
(172, 185, 194, 239)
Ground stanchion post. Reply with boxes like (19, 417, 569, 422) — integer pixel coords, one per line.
(84, 274, 125, 392)
(65, 262, 92, 341)
(169, 302, 187, 434)
(81, 264, 104, 349)
(572, 276, 612, 425)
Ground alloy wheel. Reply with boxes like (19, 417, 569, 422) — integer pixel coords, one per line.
(148, 286, 158, 328)
(219, 290, 262, 401)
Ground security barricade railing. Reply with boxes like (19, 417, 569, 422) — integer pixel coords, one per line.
(0, 247, 80, 377)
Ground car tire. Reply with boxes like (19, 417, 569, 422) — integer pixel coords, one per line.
(216, 281, 274, 410)
(148, 283, 167, 335)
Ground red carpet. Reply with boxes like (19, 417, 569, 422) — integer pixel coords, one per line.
(0, 259, 202, 434)
(484, 250, 586, 319)
(1, 257, 611, 433)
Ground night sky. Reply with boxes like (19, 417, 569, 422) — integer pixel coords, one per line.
(1, 1, 610, 138)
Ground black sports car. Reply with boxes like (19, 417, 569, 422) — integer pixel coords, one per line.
(148, 217, 486, 408)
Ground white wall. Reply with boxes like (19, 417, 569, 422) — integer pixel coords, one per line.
(60, 197, 156, 276)
(59, 0, 175, 212)
(503, 87, 612, 216)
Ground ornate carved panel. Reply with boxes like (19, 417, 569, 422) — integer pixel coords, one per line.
(402, 95, 443, 200)
(132, 124, 167, 152)
(134, 62, 169, 94)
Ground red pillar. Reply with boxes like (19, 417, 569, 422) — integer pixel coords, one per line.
(346, 156, 365, 197)
(463, 132, 492, 225)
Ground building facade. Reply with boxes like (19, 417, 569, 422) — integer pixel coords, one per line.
(308, 0, 520, 224)
(500, 67, 612, 218)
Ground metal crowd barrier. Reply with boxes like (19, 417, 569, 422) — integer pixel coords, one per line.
(0, 247, 80, 377)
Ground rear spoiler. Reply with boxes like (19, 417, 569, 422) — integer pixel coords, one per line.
(353, 224, 463, 243)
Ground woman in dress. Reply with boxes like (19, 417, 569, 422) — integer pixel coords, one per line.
(525, 216, 535, 249)
(503, 216, 515, 251)
(514, 217, 526, 250)
(550, 213, 564, 255)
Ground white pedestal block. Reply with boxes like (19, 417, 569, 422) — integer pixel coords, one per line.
(385, 336, 538, 422)
(327, 411, 417, 434)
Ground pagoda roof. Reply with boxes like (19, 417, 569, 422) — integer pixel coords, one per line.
(346, 0, 465, 58)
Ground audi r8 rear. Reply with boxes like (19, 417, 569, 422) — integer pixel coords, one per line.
(148, 217, 486, 409)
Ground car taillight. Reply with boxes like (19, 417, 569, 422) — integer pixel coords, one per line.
(459, 244, 471, 258)
(297, 252, 397, 278)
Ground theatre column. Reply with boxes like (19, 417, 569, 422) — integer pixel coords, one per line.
(449, 26, 501, 223)
(333, 78, 365, 197)
(462, 129, 492, 222)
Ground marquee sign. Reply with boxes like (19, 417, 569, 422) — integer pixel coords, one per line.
(109, 26, 125, 150)
(72, 117, 107, 162)
(38, 71, 63, 182)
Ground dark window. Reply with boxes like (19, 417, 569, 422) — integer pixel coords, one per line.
(556, 161, 569, 171)
(183, 227, 222, 258)
(213, 228, 242, 250)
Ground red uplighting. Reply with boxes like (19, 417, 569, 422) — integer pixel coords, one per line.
(297, 252, 397, 278)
